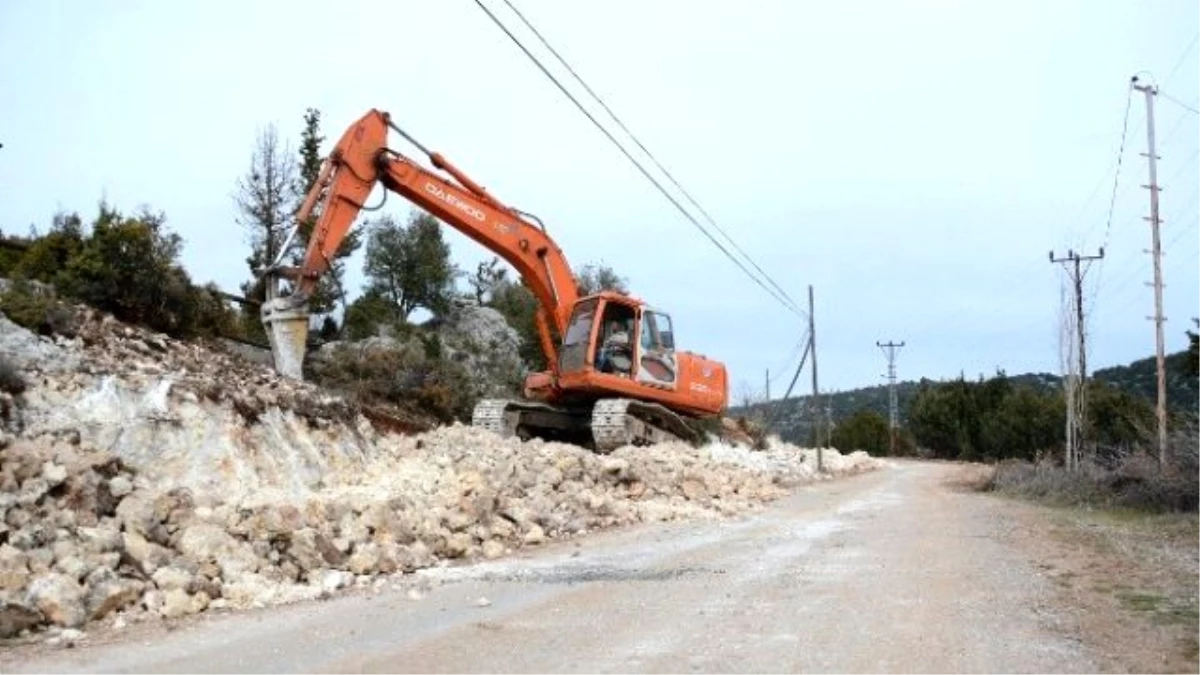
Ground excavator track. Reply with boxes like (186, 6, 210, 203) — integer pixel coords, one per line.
(590, 398, 698, 453)
(472, 397, 698, 452)
(471, 398, 591, 444)
(471, 399, 516, 438)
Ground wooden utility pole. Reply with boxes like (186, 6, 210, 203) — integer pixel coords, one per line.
(809, 285, 823, 471)
(1133, 76, 1169, 464)
(1050, 248, 1104, 468)
(876, 340, 905, 455)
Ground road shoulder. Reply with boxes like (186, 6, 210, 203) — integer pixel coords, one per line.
(954, 466, 1199, 674)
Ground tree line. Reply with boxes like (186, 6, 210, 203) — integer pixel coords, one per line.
(825, 370, 1178, 462)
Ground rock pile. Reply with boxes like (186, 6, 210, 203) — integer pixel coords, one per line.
(0, 305, 883, 640)
(0, 425, 878, 638)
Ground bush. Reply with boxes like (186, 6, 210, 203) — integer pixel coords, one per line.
(13, 212, 84, 282)
(9, 205, 239, 340)
(0, 279, 77, 337)
(309, 333, 475, 424)
(342, 289, 404, 341)
(831, 410, 891, 455)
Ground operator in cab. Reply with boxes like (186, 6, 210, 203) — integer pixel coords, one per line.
(598, 320, 632, 376)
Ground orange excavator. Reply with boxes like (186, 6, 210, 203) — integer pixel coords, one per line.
(261, 109, 727, 450)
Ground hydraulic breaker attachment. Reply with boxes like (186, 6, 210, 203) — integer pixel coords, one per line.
(260, 274, 310, 380)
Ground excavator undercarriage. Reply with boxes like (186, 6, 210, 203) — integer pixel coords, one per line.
(471, 398, 699, 452)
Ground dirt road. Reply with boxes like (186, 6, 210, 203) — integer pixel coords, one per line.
(7, 462, 1106, 673)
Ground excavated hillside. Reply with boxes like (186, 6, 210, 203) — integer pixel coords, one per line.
(0, 304, 882, 644)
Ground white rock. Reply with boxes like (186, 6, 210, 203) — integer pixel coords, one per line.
(522, 524, 546, 545)
(107, 475, 133, 498)
(481, 540, 506, 560)
(24, 573, 86, 628)
(320, 570, 352, 593)
(42, 463, 68, 487)
(150, 566, 194, 592)
(159, 588, 192, 619)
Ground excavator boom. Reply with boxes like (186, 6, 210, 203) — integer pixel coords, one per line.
(264, 109, 576, 378)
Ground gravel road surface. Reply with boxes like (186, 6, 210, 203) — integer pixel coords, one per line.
(7, 461, 1098, 673)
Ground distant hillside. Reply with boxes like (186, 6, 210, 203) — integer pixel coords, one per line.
(1092, 351, 1198, 413)
(736, 349, 1197, 444)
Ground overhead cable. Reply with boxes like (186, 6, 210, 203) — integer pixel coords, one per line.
(471, 0, 805, 319)
(497, 0, 802, 314)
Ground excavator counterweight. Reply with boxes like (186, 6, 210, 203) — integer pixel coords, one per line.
(262, 109, 728, 449)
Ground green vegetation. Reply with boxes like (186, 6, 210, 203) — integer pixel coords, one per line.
(904, 372, 1067, 461)
(575, 262, 629, 296)
(1186, 320, 1198, 377)
(308, 337, 473, 424)
(361, 212, 458, 321)
(741, 342, 1197, 463)
(1, 205, 238, 340)
(828, 409, 892, 455)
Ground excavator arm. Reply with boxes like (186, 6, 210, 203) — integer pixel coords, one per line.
(262, 109, 579, 379)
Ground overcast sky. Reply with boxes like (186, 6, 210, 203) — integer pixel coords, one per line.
(2, 1, 1197, 398)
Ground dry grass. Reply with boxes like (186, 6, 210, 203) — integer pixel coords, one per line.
(983, 443, 1198, 513)
(941, 462, 996, 492)
(999, 488, 1197, 672)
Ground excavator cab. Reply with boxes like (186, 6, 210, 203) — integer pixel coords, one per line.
(557, 294, 678, 389)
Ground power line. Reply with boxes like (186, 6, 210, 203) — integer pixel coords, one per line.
(1099, 86, 1133, 251)
(495, 0, 802, 315)
(471, 0, 805, 319)
(1158, 89, 1200, 116)
(1164, 33, 1199, 84)
(767, 335, 808, 385)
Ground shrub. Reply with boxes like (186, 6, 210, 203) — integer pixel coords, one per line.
(10, 205, 239, 340)
(309, 333, 475, 424)
(0, 279, 77, 337)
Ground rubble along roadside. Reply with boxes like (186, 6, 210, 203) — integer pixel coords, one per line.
(0, 307, 882, 643)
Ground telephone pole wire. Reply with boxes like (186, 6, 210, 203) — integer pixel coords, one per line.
(1132, 76, 1169, 464)
(876, 340, 905, 455)
(1050, 247, 1104, 469)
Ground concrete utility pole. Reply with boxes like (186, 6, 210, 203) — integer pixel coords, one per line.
(1050, 248, 1104, 469)
(764, 369, 770, 404)
(876, 340, 905, 455)
(809, 285, 823, 471)
(1133, 76, 1169, 464)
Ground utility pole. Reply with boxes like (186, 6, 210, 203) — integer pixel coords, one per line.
(876, 340, 905, 455)
(809, 285, 823, 472)
(1133, 76, 1169, 465)
(764, 369, 770, 404)
(1050, 247, 1104, 469)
